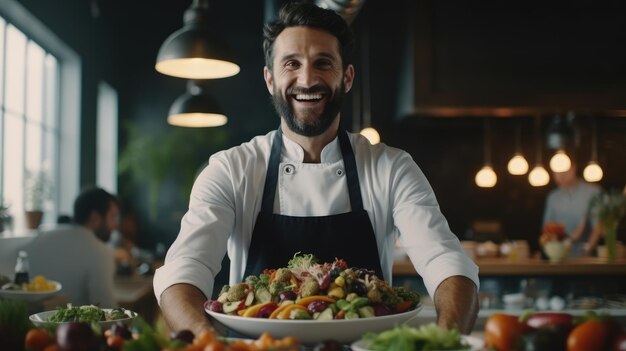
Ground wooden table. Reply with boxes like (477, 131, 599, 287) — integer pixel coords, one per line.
(393, 257, 626, 276)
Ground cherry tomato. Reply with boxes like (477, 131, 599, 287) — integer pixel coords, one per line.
(25, 328, 53, 351)
(484, 313, 525, 351)
(567, 320, 608, 351)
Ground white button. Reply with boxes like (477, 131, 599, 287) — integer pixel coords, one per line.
(283, 164, 295, 175)
(335, 169, 344, 177)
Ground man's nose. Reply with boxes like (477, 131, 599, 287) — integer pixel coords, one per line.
(296, 64, 317, 87)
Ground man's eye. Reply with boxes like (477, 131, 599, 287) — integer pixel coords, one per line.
(316, 60, 333, 69)
(285, 61, 300, 69)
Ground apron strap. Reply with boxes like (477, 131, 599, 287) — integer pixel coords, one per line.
(261, 128, 364, 213)
(261, 128, 283, 212)
(338, 130, 364, 211)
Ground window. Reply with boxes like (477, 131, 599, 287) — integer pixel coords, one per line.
(0, 0, 80, 234)
(96, 81, 118, 194)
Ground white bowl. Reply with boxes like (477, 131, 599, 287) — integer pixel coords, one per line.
(206, 304, 423, 345)
(29, 308, 137, 329)
(351, 334, 484, 351)
(0, 280, 62, 302)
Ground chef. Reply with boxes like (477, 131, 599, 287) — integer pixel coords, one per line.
(154, 2, 479, 336)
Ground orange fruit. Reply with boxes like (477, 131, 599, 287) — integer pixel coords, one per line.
(25, 328, 53, 351)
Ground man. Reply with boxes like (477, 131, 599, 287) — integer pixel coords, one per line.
(543, 162, 601, 257)
(24, 186, 119, 306)
(154, 3, 479, 335)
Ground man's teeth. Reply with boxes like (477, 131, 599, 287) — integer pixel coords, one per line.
(295, 93, 323, 101)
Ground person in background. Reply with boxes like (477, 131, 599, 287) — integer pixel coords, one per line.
(543, 162, 601, 257)
(154, 2, 479, 336)
(23, 186, 119, 306)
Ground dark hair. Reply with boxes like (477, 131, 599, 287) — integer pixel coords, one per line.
(73, 187, 118, 225)
(263, 2, 354, 71)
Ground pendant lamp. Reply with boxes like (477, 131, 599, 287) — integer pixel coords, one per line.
(507, 122, 529, 175)
(546, 113, 576, 173)
(168, 80, 227, 128)
(583, 118, 603, 182)
(475, 118, 497, 188)
(156, 0, 240, 79)
(529, 116, 550, 187)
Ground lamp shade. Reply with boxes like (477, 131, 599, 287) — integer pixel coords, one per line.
(529, 165, 550, 187)
(583, 161, 603, 182)
(168, 81, 227, 128)
(155, 1, 240, 79)
(549, 150, 571, 173)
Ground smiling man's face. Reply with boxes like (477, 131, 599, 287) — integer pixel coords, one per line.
(264, 26, 354, 137)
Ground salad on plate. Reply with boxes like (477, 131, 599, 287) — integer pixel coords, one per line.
(205, 253, 420, 320)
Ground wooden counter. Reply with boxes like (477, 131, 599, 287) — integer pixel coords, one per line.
(393, 257, 626, 276)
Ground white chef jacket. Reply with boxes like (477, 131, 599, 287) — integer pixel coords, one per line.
(154, 130, 479, 303)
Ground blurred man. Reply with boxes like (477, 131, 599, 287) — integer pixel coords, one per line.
(24, 187, 120, 306)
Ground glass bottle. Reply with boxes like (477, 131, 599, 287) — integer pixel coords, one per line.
(14, 250, 30, 285)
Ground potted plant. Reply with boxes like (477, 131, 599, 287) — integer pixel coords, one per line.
(591, 189, 626, 261)
(24, 170, 52, 229)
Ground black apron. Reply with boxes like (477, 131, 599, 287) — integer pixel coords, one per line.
(243, 128, 383, 278)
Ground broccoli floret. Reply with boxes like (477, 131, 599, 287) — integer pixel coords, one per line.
(226, 283, 248, 302)
(245, 275, 260, 287)
(269, 281, 287, 296)
(274, 268, 292, 282)
(300, 276, 320, 297)
(393, 286, 420, 305)
(367, 288, 383, 303)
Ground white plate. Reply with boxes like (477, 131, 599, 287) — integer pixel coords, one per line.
(29, 308, 137, 329)
(206, 304, 422, 345)
(351, 335, 484, 351)
(0, 280, 62, 302)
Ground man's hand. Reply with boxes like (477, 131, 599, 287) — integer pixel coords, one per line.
(434, 275, 478, 334)
(160, 283, 215, 337)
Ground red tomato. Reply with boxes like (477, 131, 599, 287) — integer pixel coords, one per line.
(484, 313, 525, 351)
(567, 320, 608, 351)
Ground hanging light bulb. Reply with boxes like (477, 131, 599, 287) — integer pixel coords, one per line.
(583, 118, 603, 182)
(476, 118, 497, 188)
(476, 165, 497, 188)
(529, 165, 550, 186)
(360, 127, 380, 145)
(549, 150, 571, 173)
(507, 122, 529, 175)
(528, 115, 550, 187)
(583, 162, 603, 182)
(508, 153, 529, 175)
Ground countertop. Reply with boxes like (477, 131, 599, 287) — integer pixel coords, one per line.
(393, 257, 626, 276)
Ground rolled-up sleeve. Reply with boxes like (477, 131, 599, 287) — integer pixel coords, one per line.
(391, 153, 479, 298)
(153, 155, 235, 304)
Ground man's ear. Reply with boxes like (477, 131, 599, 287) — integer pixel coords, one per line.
(343, 64, 355, 93)
(263, 66, 274, 95)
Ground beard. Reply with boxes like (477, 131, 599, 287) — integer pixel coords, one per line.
(271, 82, 345, 137)
(94, 224, 111, 242)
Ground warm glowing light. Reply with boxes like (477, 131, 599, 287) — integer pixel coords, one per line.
(156, 58, 240, 79)
(583, 162, 603, 182)
(167, 113, 227, 127)
(529, 166, 550, 186)
(507, 154, 529, 175)
(549, 150, 571, 173)
(360, 127, 380, 145)
(475, 166, 497, 188)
